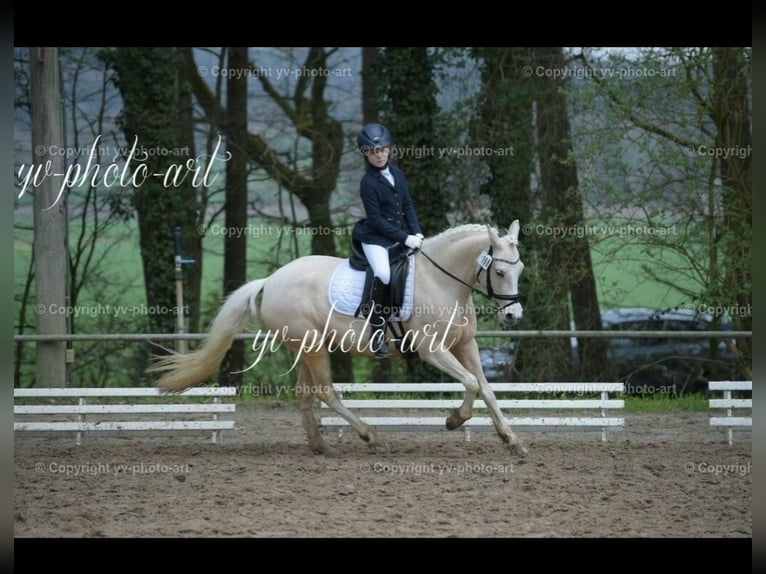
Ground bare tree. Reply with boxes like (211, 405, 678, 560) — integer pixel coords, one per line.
(16, 48, 170, 387)
(182, 47, 353, 383)
(574, 47, 751, 379)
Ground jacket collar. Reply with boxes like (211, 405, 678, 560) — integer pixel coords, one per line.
(368, 163, 396, 189)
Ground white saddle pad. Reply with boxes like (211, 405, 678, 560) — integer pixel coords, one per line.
(328, 257, 415, 322)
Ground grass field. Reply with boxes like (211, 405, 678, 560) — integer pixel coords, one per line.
(591, 235, 690, 311)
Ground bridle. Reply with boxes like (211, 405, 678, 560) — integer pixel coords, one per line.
(418, 245, 522, 313)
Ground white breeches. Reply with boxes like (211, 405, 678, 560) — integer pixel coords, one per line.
(362, 243, 391, 285)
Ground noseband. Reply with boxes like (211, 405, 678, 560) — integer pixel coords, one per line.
(476, 245, 521, 312)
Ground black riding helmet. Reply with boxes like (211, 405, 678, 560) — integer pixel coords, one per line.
(357, 123, 393, 153)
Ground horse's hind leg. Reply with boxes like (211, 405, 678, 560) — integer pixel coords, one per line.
(303, 352, 386, 453)
(295, 363, 335, 456)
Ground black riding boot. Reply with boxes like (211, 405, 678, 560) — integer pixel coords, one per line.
(369, 277, 390, 359)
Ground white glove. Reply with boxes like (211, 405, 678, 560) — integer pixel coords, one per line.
(415, 233, 424, 240)
(405, 234, 423, 249)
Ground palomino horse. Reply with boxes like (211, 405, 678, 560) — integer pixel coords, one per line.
(149, 221, 527, 457)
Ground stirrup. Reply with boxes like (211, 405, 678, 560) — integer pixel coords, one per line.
(371, 331, 389, 359)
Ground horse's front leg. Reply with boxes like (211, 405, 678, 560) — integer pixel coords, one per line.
(451, 339, 527, 457)
(417, 348, 480, 431)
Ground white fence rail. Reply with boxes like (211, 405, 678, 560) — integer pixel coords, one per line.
(708, 381, 752, 445)
(321, 382, 625, 443)
(14, 387, 238, 445)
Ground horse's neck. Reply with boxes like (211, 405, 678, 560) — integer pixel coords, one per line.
(423, 230, 486, 304)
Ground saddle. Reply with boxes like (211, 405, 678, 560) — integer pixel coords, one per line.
(349, 239, 411, 321)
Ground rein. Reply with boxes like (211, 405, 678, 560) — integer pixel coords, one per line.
(418, 246, 521, 312)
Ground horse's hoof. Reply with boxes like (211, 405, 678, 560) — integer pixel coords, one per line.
(367, 442, 390, 455)
(367, 437, 391, 454)
(445, 412, 465, 431)
(512, 443, 528, 458)
(311, 444, 339, 457)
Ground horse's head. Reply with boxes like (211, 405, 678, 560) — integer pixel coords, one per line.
(482, 220, 524, 325)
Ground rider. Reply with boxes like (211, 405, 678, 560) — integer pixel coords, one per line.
(351, 122, 424, 359)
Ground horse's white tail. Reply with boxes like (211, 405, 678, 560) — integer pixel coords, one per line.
(148, 278, 266, 392)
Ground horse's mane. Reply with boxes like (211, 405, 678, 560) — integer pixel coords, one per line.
(426, 223, 496, 244)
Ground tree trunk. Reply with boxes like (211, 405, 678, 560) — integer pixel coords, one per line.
(177, 49, 202, 337)
(474, 47, 580, 382)
(362, 47, 380, 123)
(474, 47, 534, 227)
(534, 47, 606, 380)
(474, 48, 551, 381)
(30, 47, 67, 387)
(376, 47, 450, 382)
(379, 47, 449, 236)
(110, 48, 201, 340)
(219, 47, 249, 388)
(711, 47, 752, 378)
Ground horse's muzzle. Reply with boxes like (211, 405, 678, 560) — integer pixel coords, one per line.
(500, 302, 523, 325)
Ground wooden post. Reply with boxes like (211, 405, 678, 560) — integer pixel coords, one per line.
(173, 227, 188, 354)
(725, 389, 733, 446)
(30, 47, 67, 387)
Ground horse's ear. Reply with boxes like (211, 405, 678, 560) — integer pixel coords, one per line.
(508, 220, 520, 243)
(486, 224, 499, 244)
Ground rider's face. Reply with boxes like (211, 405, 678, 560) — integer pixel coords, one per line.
(365, 146, 390, 168)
